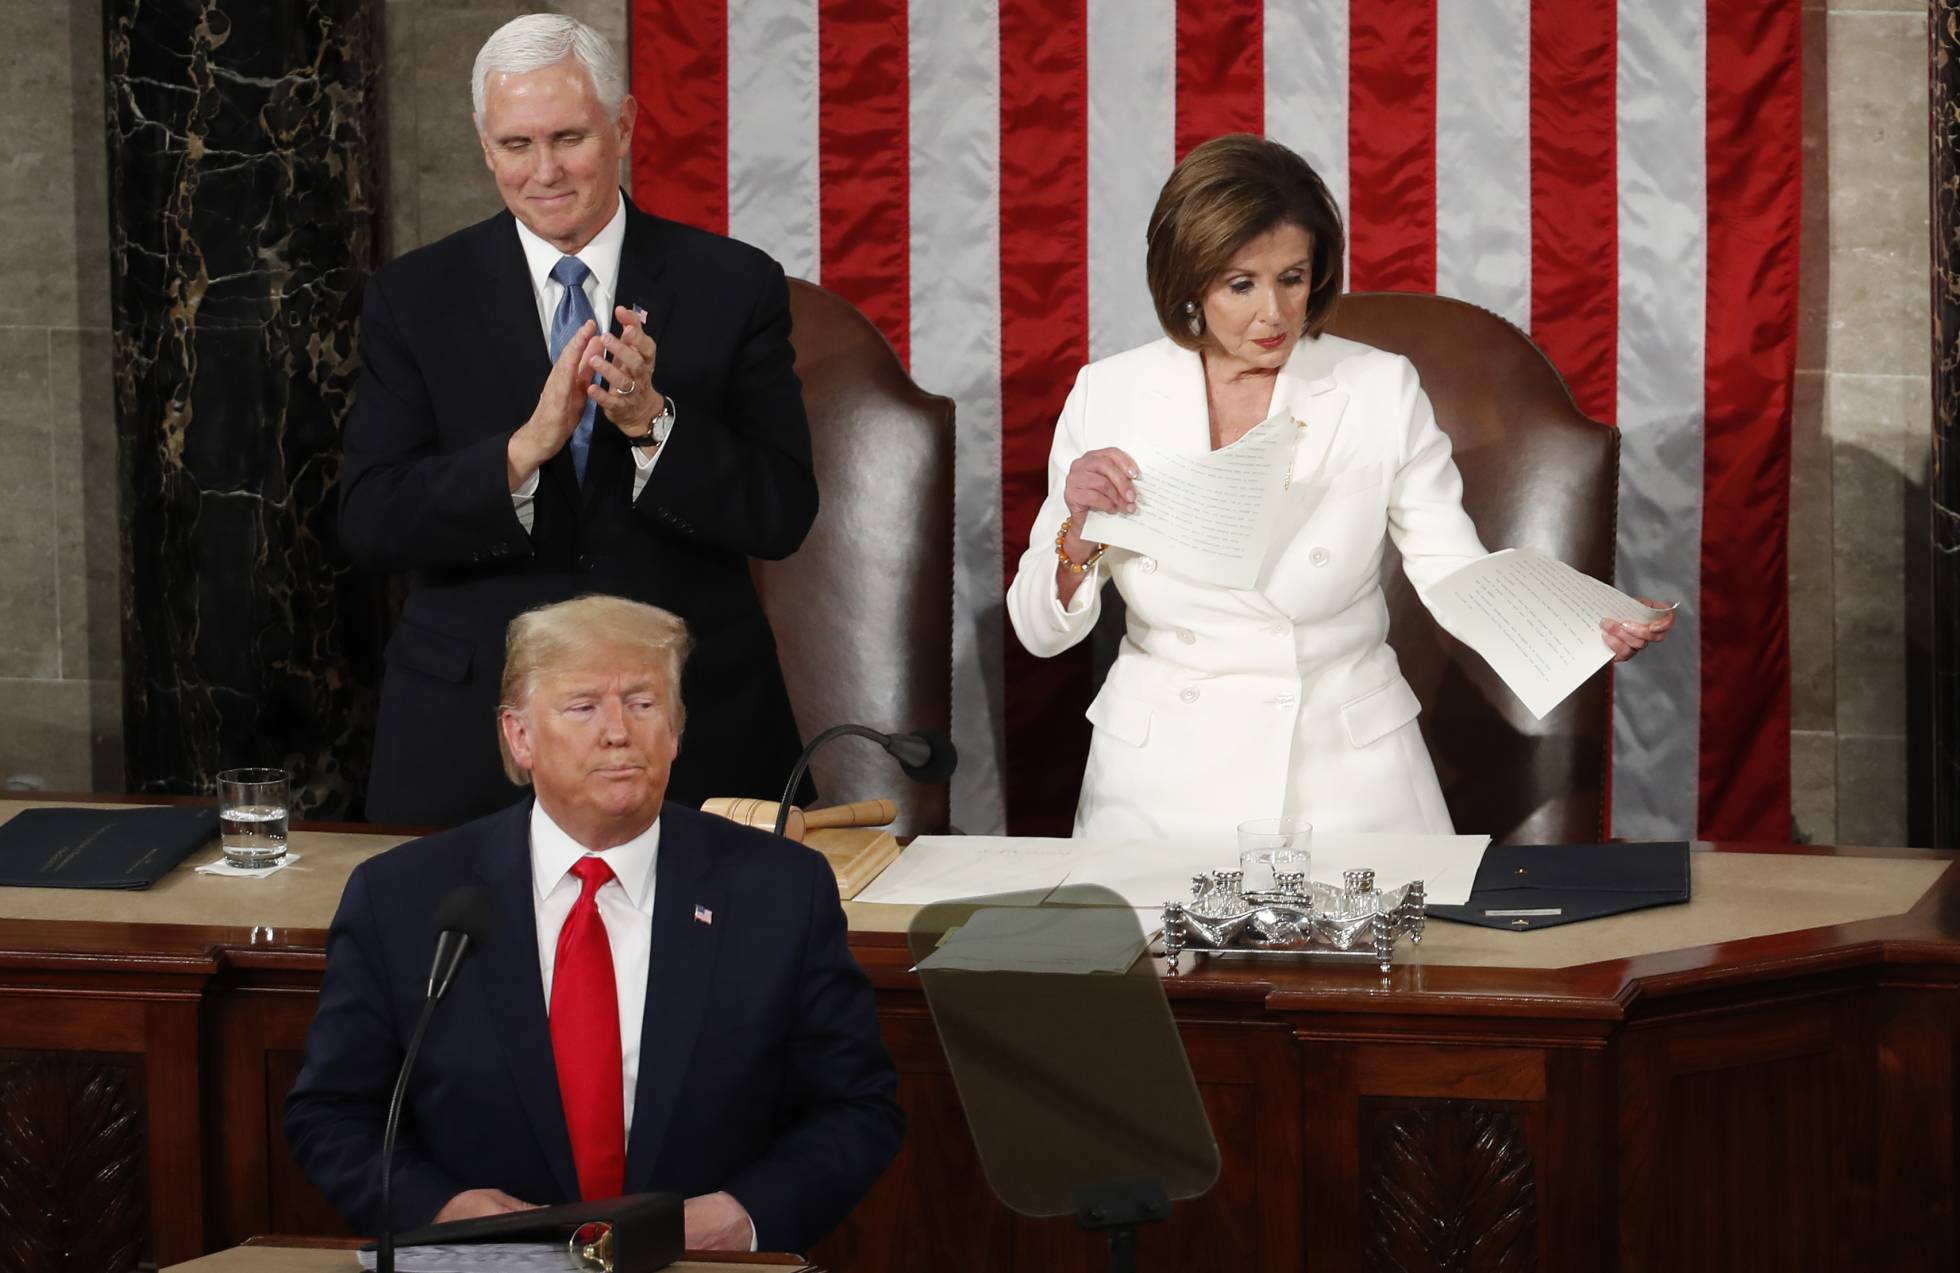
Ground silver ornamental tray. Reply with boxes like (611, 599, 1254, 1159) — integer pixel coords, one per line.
(1162, 868, 1426, 974)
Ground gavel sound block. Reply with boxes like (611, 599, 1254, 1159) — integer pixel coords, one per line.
(700, 797, 901, 900)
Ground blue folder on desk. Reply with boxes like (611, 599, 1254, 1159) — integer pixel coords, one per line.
(0, 806, 218, 889)
(1426, 840, 1691, 931)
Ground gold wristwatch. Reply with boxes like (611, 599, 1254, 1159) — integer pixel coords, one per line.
(628, 394, 675, 448)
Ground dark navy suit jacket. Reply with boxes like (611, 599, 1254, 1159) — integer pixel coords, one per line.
(338, 197, 818, 826)
(282, 799, 903, 1253)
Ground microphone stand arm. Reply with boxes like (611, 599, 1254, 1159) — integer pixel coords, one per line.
(376, 995, 440, 1273)
(775, 724, 893, 837)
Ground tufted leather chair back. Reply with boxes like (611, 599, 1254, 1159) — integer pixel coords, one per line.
(1327, 293, 1619, 844)
(753, 280, 956, 835)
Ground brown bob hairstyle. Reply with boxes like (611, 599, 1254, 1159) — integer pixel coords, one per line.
(1144, 133, 1346, 350)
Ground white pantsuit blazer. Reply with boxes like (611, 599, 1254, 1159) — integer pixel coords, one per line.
(1007, 333, 1489, 841)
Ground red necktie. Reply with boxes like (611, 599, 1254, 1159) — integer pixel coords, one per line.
(549, 856, 626, 1200)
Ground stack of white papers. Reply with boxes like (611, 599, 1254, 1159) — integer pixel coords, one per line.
(856, 831, 1490, 913)
(914, 904, 1150, 975)
(358, 1243, 577, 1271)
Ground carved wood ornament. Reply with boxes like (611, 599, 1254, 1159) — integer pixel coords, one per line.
(1362, 1101, 1539, 1273)
(0, 1056, 148, 1273)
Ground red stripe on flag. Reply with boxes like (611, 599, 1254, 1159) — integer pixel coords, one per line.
(1699, 2, 1798, 842)
(818, 0, 910, 365)
(1174, 0, 1263, 159)
(1347, 0, 1437, 292)
(1528, 0, 1617, 423)
(629, 0, 727, 232)
(1000, 0, 1092, 836)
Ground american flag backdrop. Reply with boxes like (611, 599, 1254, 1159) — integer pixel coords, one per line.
(626, 0, 1801, 841)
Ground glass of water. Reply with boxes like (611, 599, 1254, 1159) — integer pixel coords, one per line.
(217, 767, 289, 869)
(1236, 816, 1312, 895)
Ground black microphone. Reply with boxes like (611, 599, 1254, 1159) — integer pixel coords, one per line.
(377, 884, 495, 1273)
(882, 729, 958, 782)
(427, 885, 493, 1000)
(774, 724, 960, 837)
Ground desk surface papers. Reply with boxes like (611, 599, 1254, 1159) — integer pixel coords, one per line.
(1080, 411, 1292, 589)
(914, 904, 1150, 975)
(1420, 548, 1674, 720)
(857, 832, 1491, 911)
(358, 1244, 579, 1271)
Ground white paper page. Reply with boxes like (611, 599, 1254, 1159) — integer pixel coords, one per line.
(359, 1243, 578, 1271)
(914, 904, 1148, 974)
(1309, 832, 1491, 906)
(852, 835, 1077, 906)
(1420, 548, 1673, 720)
(1058, 835, 1237, 913)
(1058, 832, 1486, 908)
(1080, 411, 1292, 588)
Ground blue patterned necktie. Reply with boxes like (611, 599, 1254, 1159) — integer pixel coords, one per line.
(548, 255, 599, 484)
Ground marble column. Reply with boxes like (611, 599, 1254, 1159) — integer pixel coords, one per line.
(106, 1, 387, 817)
(1935, 1, 1960, 846)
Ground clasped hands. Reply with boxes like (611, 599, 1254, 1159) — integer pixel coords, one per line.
(506, 305, 665, 490)
(1061, 446, 1676, 664)
(434, 1186, 753, 1251)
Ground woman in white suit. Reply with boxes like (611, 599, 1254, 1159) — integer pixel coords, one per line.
(1007, 135, 1671, 841)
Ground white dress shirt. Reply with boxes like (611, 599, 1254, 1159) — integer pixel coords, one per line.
(509, 193, 664, 531)
(529, 799, 658, 1131)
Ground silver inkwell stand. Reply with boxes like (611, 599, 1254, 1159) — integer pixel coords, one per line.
(1162, 867, 1427, 974)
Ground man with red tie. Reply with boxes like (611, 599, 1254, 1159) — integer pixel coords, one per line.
(284, 596, 902, 1252)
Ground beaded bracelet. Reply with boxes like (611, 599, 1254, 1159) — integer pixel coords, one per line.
(1055, 517, 1108, 574)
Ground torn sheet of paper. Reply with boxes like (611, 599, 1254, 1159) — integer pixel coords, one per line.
(1421, 548, 1673, 720)
(1081, 411, 1292, 589)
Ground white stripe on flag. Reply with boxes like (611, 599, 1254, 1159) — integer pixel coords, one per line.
(1434, 0, 1530, 327)
(910, 0, 1006, 832)
(727, 0, 821, 281)
(1613, 0, 1707, 838)
(1265, 0, 1349, 279)
(1087, 0, 1174, 361)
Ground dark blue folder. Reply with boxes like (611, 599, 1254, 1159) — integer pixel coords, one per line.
(0, 806, 218, 889)
(1426, 840, 1691, 930)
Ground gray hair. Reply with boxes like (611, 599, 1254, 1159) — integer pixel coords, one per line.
(496, 596, 692, 784)
(471, 14, 626, 125)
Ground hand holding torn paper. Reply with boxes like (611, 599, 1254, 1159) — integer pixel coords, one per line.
(1081, 411, 1293, 588)
(1420, 548, 1675, 719)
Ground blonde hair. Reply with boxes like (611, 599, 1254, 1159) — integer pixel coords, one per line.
(1144, 133, 1347, 350)
(496, 596, 691, 784)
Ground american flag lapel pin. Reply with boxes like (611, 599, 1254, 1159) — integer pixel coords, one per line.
(693, 903, 714, 925)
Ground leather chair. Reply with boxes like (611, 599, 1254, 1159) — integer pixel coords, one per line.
(1327, 293, 1619, 844)
(751, 280, 956, 836)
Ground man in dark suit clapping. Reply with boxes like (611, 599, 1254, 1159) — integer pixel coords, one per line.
(284, 596, 902, 1251)
(340, 13, 815, 825)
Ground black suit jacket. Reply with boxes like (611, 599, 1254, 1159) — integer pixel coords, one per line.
(338, 198, 817, 824)
(282, 800, 904, 1252)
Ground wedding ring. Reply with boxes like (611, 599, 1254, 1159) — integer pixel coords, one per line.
(616, 378, 638, 396)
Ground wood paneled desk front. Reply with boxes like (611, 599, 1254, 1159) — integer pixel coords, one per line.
(0, 799, 1953, 1272)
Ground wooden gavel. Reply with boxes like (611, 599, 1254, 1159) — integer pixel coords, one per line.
(700, 796, 897, 843)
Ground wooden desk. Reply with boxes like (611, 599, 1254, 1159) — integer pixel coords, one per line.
(0, 800, 1955, 1272)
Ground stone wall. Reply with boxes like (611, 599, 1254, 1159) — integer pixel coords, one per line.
(0, 2, 119, 794)
(1790, 0, 1932, 846)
